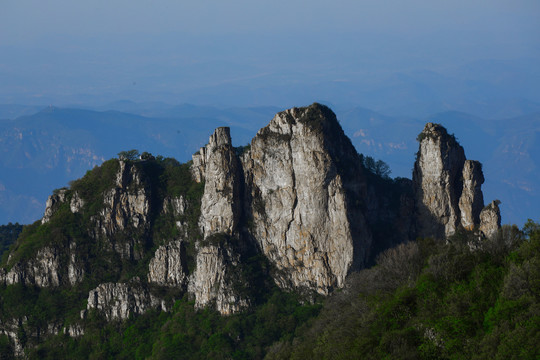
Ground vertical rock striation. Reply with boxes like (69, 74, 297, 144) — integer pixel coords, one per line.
(413, 123, 500, 239)
(190, 128, 249, 314)
(42, 189, 68, 224)
(480, 200, 502, 238)
(197, 127, 242, 238)
(413, 123, 466, 239)
(90, 160, 152, 260)
(188, 237, 250, 315)
(242, 104, 372, 294)
(86, 281, 164, 321)
(459, 160, 485, 230)
(148, 240, 188, 288)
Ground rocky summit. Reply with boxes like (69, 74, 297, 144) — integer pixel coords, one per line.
(413, 122, 500, 239)
(0, 103, 501, 356)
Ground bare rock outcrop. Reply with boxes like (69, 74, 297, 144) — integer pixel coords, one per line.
(413, 123, 500, 239)
(69, 191, 85, 213)
(87, 281, 163, 321)
(196, 127, 242, 238)
(67, 243, 85, 285)
(459, 160, 485, 230)
(0, 318, 26, 357)
(90, 160, 151, 260)
(242, 104, 372, 294)
(2, 245, 85, 287)
(189, 128, 250, 314)
(188, 236, 250, 315)
(480, 200, 502, 238)
(1, 243, 85, 288)
(413, 123, 466, 238)
(3, 247, 60, 287)
(148, 240, 188, 288)
(42, 189, 68, 224)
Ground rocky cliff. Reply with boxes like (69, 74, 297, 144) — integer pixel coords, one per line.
(413, 123, 500, 239)
(242, 106, 370, 294)
(0, 104, 502, 357)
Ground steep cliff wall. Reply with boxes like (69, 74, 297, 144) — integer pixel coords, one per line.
(190, 128, 250, 314)
(242, 105, 371, 294)
(413, 123, 500, 239)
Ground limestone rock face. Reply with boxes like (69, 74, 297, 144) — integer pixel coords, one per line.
(196, 127, 242, 238)
(65, 324, 85, 338)
(67, 243, 85, 286)
(413, 123, 500, 239)
(242, 104, 371, 294)
(42, 189, 68, 224)
(3, 247, 60, 287)
(87, 281, 163, 321)
(459, 160, 485, 230)
(188, 238, 250, 315)
(70, 191, 85, 213)
(148, 240, 188, 288)
(189, 128, 250, 314)
(162, 196, 186, 216)
(1, 245, 85, 287)
(480, 200, 502, 238)
(91, 160, 151, 259)
(413, 123, 466, 238)
(0, 319, 25, 357)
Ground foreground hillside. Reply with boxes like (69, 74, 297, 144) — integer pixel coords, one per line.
(268, 220, 540, 360)
(2, 222, 538, 359)
(1, 104, 532, 359)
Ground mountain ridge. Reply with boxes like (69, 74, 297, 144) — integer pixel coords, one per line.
(0, 104, 502, 358)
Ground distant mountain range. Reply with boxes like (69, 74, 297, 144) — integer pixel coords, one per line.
(0, 102, 538, 226)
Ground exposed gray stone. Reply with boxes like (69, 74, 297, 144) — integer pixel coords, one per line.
(148, 240, 188, 288)
(4, 247, 60, 287)
(87, 281, 162, 321)
(90, 160, 151, 260)
(459, 160, 485, 230)
(42, 189, 67, 224)
(188, 239, 250, 315)
(196, 127, 242, 238)
(480, 200, 502, 238)
(65, 324, 85, 338)
(70, 191, 85, 213)
(413, 123, 500, 239)
(242, 105, 369, 294)
(413, 123, 466, 239)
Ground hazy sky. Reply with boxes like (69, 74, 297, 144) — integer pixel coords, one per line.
(1, 0, 539, 106)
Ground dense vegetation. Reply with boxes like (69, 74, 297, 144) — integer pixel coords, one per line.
(5, 220, 538, 359)
(0, 223, 23, 260)
(25, 290, 320, 360)
(267, 220, 540, 360)
(1, 147, 539, 359)
(0, 152, 322, 359)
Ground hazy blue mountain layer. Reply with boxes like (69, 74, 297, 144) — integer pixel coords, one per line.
(0, 103, 537, 226)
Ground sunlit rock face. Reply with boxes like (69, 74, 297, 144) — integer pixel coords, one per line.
(190, 127, 248, 314)
(90, 160, 152, 260)
(480, 200, 502, 238)
(242, 104, 373, 295)
(196, 127, 242, 239)
(459, 160, 485, 231)
(148, 240, 188, 288)
(188, 238, 250, 315)
(413, 123, 500, 239)
(86, 281, 163, 321)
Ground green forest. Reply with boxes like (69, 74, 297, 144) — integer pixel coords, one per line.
(0, 151, 538, 359)
(1, 220, 538, 359)
(0, 223, 23, 259)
